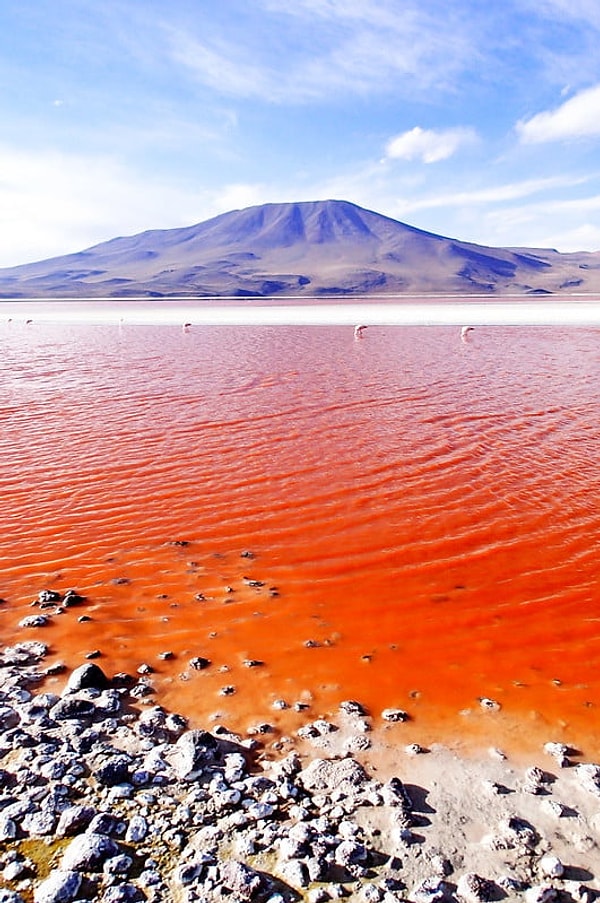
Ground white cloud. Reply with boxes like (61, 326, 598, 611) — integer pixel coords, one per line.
(517, 83, 600, 143)
(384, 126, 477, 163)
(0, 145, 270, 268)
(213, 183, 268, 213)
(393, 175, 588, 211)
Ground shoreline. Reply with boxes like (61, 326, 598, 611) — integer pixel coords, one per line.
(3, 581, 600, 769)
(3, 635, 600, 902)
(2, 297, 600, 326)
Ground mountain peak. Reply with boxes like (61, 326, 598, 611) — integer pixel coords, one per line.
(0, 199, 597, 298)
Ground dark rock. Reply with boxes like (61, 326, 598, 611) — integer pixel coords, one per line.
(101, 885, 145, 902)
(456, 873, 496, 903)
(66, 663, 109, 692)
(93, 755, 132, 787)
(0, 705, 20, 729)
(189, 656, 211, 670)
(87, 813, 122, 836)
(381, 707, 409, 722)
(38, 589, 62, 604)
(50, 697, 96, 720)
(339, 700, 368, 716)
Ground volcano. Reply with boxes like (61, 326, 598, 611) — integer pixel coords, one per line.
(0, 199, 598, 297)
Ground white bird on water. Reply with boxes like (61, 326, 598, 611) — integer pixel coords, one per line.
(460, 325, 473, 341)
(354, 324, 367, 338)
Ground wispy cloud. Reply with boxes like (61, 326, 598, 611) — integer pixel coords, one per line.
(384, 127, 477, 163)
(167, 32, 274, 101)
(481, 193, 600, 251)
(391, 175, 587, 214)
(165, 2, 475, 103)
(517, 83, 600, 142)
(529, 0, 600, 29)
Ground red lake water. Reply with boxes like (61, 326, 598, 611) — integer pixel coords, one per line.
(2, 314, 600, 756)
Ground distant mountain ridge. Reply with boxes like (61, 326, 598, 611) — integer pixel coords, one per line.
(1, 199, 599, 297)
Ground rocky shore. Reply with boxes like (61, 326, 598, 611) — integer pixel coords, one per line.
(2, 630, 600, 901)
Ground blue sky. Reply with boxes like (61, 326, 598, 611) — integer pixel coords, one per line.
(2, 0, 600, 266)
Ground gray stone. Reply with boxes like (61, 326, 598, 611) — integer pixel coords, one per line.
(0, 814, 17, 841)
(456, 873, 495, 903)
(411, 877, 448, 903)
(55, 805, 96, 837)
(525, 887, 558, 903)
(61, 832, 120, 872)
(300, 757, 369, 794)
(125, 815, 148, 842)
(50, 697, 96, 720)
(382, 776, 413, 814)
(3, 859, 30, 881)
(171, 729, 218, 779)
(175, 861, 204, 885)
(138, 869, 162, 888)
(33, 869, 82, 903)
(103, 854, 133, 877)
(0, 705, 20, 729)
(361, 885, 384, 902)
(278, 859, 309, 889)
(339, 700, 367, 716)
(221, 860, 262, 898)
(22, 808, 57, 836)
(2, 641, 48, 664)
(334, 839, 368, 868)
(19, 615, 49, 628)
(576, 763, 600, 796)
(539, 855, 565, 879)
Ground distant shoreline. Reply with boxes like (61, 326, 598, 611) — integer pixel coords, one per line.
(1, 297, 600, 326)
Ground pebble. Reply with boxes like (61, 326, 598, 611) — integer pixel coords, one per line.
(381, 708, 409, 722)
(478, 697, 501, 712)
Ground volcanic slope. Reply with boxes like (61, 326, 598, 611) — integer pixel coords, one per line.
(1, 199, 599, 297)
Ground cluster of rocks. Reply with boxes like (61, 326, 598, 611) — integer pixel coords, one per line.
(1, 638, 600, 903)
(17, 589, 86, 631)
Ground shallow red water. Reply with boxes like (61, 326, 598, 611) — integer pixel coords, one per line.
(2, 319, 600, 755)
